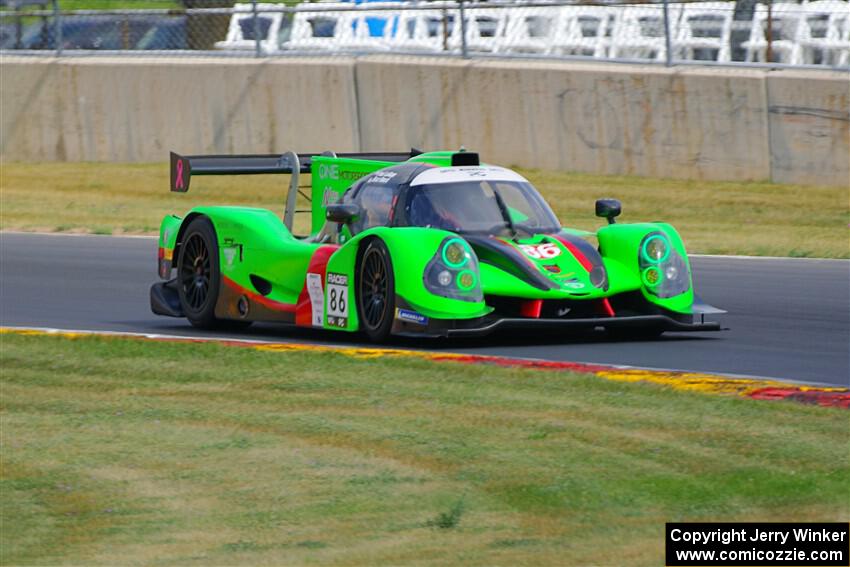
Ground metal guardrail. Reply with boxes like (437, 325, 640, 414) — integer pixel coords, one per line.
(1, 0, 848, 70)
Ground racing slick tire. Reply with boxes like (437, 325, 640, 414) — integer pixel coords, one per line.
(356, 238, 396, 342)
(176, 216, 240, 330)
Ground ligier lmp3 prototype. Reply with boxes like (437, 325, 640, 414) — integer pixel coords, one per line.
(151, 149, 724, 342)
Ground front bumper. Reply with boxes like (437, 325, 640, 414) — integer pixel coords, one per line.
(392, 293, 726, 338)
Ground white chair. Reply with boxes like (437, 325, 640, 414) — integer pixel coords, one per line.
(497, 6, 561, 54)
(798, 0, 849, 65)
(285, 3, 356, 51)
(391, 6, 460, 52)
(675, 2, 734, 62)
(743, 2, 806, 64)
(338, 3, 401, 51)
(609, 4, 680, 61)
(551, 5, 614, 58)
(463, 8, 510, 53)
(214, 3, 284, 52)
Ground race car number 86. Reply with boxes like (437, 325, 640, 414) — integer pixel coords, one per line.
(328, 287, 346, 314)
(519, 243, 561, 259)
(326, 272, 349, 322)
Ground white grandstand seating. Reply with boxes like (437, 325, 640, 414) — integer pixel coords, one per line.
(214, 3, 284, 52)
(220, 0, 847, 66)
(286, 4, 355, 51)
(608, 4, 678, 61)
(550, 6, 616, 58)
(390, 7, 461, 52)
(675, 2, 734, 62)
(339, 3, 401, 51)
(743, 2, 807, 63)
(498, 6, 561, 54)
(798, 0, 850, 65)
(463, 8, 510, 52)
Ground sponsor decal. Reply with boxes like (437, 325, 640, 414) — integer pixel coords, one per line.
(223, 246, 238, 268)
(322, 188, 341, 207)
(326, 272, 349, 328)
(306, 273, 324, 327)
(318, 163, 370, 182)
(519, 243, 562, 260)
(341, 170, 368, 181)
(175, 159, 185, 190)
(369, 171, 397, 184)
(395, 308, 428, 326)
(564, 281, 585, 289)
(327, 272, 348, 285)
(318, 163, 339, 180)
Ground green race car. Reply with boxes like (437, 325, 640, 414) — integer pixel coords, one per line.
(151, 149, 724, 342)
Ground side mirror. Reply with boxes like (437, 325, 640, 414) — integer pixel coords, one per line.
(595, 199, 621, 225)
(326, 203, 360, 224)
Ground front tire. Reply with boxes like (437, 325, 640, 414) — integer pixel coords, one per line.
(177, 216, 222, 329)
(356, 239, 395, 342)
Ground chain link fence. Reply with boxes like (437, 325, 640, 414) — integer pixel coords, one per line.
(1, 0, 847, 68)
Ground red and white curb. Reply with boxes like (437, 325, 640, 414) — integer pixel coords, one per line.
(2, 326, 847, 409)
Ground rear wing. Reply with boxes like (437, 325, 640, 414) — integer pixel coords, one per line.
(169, 150, 418, 193)
(169, 149, 420, 234)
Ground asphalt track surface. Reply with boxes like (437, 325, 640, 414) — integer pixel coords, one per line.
(1, 232, 848, 386)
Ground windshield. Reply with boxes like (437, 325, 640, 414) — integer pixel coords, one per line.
(401, 180, 561, 236)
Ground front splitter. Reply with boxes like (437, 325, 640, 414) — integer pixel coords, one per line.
(443, 315, 722, 337)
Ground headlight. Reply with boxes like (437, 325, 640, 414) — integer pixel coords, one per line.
(642, 266, 661, 287)
(638, 232, 689, 298)
(442, 238, 470, 268)
(457, 270, 476, 290)
(424, 238, 483, 302)
(641, 234, 670, 263)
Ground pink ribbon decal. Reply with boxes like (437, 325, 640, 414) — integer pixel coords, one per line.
(175, 160, 185, 190)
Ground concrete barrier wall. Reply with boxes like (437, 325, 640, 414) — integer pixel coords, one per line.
(765, 69, 850, 186)
(355, 58, 777, 182)
(0, 56, 360, 161)
(1, 55, 847, 186)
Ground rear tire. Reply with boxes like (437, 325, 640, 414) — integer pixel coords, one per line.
(177, 217, 222, 329)
(356, 239, 395, 342)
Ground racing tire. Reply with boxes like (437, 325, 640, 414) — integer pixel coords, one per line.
(356, 238, 395, 342)
(176, 216, 224, 329)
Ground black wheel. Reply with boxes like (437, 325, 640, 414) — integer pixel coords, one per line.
(177, 217, 222, 329)
(356, 239, 395, 342)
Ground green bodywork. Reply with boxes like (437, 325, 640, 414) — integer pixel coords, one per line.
(158, 151, 698, 333)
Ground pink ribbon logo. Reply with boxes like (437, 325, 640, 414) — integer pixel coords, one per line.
(175, 160, 185, 190)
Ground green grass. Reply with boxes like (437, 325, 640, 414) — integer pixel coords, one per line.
(0, 162, 848, 257)
(1, 333, 848, 565)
